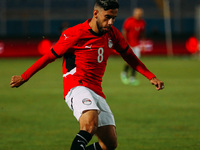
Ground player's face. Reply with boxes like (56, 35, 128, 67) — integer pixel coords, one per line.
(96, 8, 118, 34)
(133, 8, 143, 20)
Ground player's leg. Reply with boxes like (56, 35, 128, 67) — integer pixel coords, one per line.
(131, 68, 136, 77)
(130, 68, 139, 85)
(86, 95, 117, 150)
(130, 46, 140, 85)
(124, 64, 129, 72)
(86, 142, 102, 150)
(97, 125, 117, 150)
(79, 110, 99, 135)
(65, 86, 100, 150)
(86, 125, 117, 150)
(70, 110, 99, 150)
(121, 64, 129, 84)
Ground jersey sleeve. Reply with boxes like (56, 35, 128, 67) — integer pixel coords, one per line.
(122, 18, 130, 31)
(21, 51, 57, 81)
(21, 27, 81, 81)
(112, 27, 129, 53)
(120, 47, 156, 80)
(112, 27, 155, 80)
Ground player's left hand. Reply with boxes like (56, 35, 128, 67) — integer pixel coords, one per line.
(150, 77, 164, 91)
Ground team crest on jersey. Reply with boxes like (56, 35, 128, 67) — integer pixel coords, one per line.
(82, 98, 92, 105)
(108, 38, 113, 48)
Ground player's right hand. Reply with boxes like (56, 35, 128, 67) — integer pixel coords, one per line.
(150, 77, 164, 91)
(10, 75, 25, 88)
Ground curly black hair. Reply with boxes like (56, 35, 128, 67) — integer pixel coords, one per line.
(95, 0, 119, 10)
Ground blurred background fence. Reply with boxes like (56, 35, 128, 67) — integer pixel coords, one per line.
(0, 0, 200, 56)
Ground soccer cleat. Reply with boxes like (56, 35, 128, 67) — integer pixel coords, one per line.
(130, 77, 140, 86)
(120, 72, 129, 85)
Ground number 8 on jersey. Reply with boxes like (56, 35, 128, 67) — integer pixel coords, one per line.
(97, 47, 104, 63)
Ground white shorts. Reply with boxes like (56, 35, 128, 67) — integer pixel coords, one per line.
(65, 86, 116, 127)
(131, 46, 141, 58)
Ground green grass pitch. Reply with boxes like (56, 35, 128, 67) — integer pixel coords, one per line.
(0, 56, 200, 150)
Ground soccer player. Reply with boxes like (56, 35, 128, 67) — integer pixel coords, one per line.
(120, 8, 146, 86)
(10, 0, 164, 150)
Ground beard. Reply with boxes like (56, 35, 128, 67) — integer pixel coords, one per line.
(96, 20, 110, 35)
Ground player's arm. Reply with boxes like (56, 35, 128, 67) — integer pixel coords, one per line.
(113, 27, 164, 90)
(121, 28, 127, 41)
(10, 51, 57, 88)
(119, 47, 164, 90)
(10, 29, 79, 88)
(140, 27, 146, 51)
(121, 19, 128, 41)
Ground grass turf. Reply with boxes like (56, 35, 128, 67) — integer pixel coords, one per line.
(0, 56, 200, 150)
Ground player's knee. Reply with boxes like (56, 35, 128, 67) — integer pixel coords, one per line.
(82, 122, 98, 135)
(79, 110, 99, 135)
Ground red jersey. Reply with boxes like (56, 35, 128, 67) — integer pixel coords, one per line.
(21, 19, 155, 99)
(123, 17, 146, 47)
(52, 19, 130, 98)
